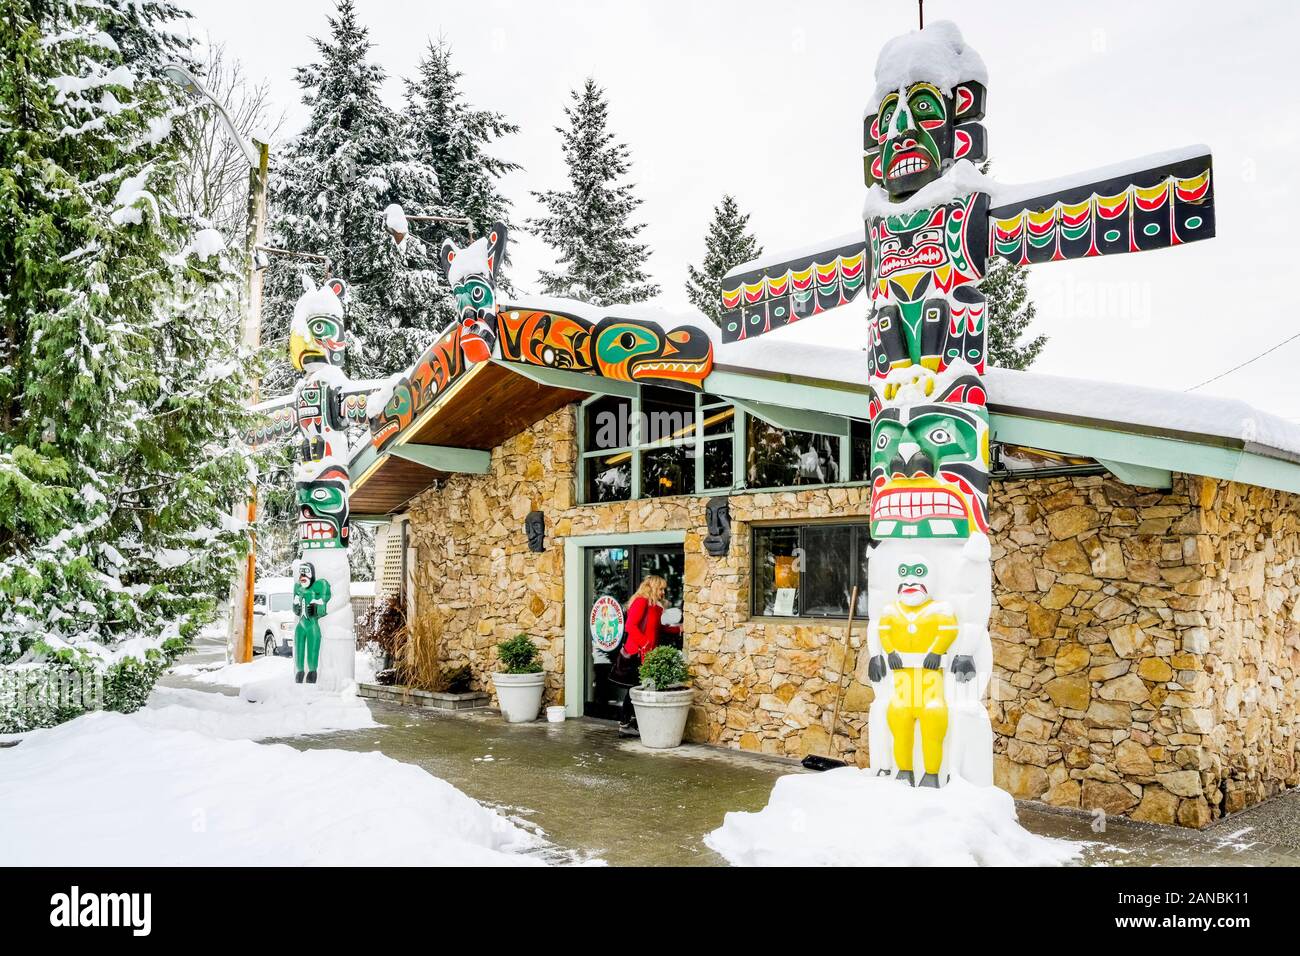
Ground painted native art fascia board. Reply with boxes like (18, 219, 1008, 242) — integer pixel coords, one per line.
(364, 299, 717, 454)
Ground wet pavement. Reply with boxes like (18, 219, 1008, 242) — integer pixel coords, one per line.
(164, 638, 1300, 867)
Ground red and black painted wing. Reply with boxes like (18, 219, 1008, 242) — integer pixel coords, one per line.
(718, 235, 868, 344)
(987, 150, 1214, 266)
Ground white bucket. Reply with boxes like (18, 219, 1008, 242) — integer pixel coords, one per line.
(546, 705, 566, 723)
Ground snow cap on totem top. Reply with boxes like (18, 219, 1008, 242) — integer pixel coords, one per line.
(292, 279, 344, 329)
(866, 20, 988, 114)
(289, 276, 347, 370)
(445, 234, 495, 285)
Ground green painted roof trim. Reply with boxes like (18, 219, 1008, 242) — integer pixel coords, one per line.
(992, 413, 1300, 496)
(346, 359, 1300, 500)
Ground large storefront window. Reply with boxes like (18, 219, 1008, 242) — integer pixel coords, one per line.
(577, 386, 870, 503)
(752, 523, 870, 619)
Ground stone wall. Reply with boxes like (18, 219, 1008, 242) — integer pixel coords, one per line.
(402, 403, 1300, 826)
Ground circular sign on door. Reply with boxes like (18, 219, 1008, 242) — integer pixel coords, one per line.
(589, 595, 625, 652)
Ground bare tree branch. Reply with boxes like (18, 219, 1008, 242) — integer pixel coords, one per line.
(175, 40, 287, 236)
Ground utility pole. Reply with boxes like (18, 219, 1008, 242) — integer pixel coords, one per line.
(161, 63, 267, 664)
(227, 139, 270, 664)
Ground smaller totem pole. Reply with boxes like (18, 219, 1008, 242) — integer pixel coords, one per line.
(289, 276, 355, 690)
(438, 223, 508, 365)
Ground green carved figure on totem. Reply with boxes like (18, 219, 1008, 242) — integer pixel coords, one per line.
(292, 560, 331, 684)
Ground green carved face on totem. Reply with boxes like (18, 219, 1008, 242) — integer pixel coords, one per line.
(869, 405, 989, 538)
(298, 479, 350, 549)
(873, 82, 949, 198)
(453, 275, 498, 364)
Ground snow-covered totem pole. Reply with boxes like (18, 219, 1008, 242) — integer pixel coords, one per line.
(718, 19, 1215, 790)
(859, 23, 995, 788)
(289, 277, 355, 690)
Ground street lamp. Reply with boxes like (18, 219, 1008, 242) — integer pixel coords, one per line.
(161, 62, 260, 168)
(162, 61, 270, 667)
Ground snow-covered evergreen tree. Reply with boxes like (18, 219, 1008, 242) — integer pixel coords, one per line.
(0, 0, 256, 730)
(403, 38, 519, 249)
(529, 78, 658, 305)
(264, 0, 448, 390)
(686, 194, 762, 326)
(983, 255, 1046, 370)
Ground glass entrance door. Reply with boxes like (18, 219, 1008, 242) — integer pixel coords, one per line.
(583, 543, 684, 719)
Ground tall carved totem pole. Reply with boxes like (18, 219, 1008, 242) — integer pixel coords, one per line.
(289, 277, 356, 690)
(719, 20, 1215, 787)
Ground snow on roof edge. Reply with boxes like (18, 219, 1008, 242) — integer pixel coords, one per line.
(715, 334, 1300, 460)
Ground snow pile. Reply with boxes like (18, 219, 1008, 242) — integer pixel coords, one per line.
(383, 202, 409, 244)
(176, 646, 380, 694)
(293, 282, 344, 327)
(109, 169, 158, 226)
(0, 711, 544, 865)
(178, 228, 226, 263)
(136, 684, 376, 740)
(867, 20, 988, 112)
(705, 768, 1082, 867)
(446, 234, 494, 284)
(726, 229, 864, 281)
(365, 372, 403, 419)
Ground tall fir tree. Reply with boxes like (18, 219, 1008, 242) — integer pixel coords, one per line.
(0, 0, 256, 729)
(529, 78, 658, 305)
(686, 195, 762, 326)
(264, 0, 448, 391)
(403, 39, 519, 251)
(982, 255, 1046, 369)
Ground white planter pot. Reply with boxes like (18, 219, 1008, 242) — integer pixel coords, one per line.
(493, 672, 545, 723)
(629, 686, 694, 749)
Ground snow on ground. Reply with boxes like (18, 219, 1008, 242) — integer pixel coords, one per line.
(705, 768, 1083, 867)
(0, 711, 544, 865)
(172, 643, 381, 688)
(137, 684, 376, 740)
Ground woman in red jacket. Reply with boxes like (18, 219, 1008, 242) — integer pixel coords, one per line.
(611, 575, 681, 733)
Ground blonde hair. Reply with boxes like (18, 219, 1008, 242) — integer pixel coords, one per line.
(632, 575, 667, 607)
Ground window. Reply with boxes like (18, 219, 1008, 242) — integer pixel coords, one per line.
(746, 417, 840, 488)
(850, 419, 871, 482)
(640, 386, 696, 498)
(752, 523, 870, 619)
(701, 395, 735, 491)
(582, 394, 634, 503)
(270, 593, 293, 613)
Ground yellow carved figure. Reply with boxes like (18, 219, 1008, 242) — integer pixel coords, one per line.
(875, 556, 959, 787)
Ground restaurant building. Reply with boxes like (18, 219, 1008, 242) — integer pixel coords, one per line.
(349, 301, 1300, 828)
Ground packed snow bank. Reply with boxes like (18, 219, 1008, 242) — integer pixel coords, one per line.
(137, 685, 376, 740)
(174, 645, 379, 688)
(705, 768, 1082, 867)
(0, 712, 544, 865)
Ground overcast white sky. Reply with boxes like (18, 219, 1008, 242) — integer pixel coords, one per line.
(180, 0, 1300, 417)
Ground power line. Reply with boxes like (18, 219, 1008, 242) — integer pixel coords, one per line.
(1185, 330, 1300, 392)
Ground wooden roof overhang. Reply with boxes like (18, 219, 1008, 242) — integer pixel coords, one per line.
(349, 360, 585, 516)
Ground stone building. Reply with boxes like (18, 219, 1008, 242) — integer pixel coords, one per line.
(350, 316, 1300, 828)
